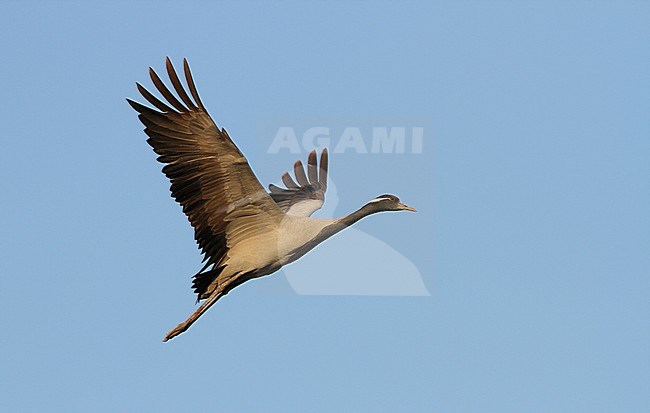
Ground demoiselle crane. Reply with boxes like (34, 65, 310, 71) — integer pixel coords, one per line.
(128, 58, 416, 341)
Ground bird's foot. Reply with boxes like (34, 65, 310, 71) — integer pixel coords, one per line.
(163, 322, 188, 342)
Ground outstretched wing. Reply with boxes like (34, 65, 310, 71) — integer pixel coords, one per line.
(268, 149, 328, 217)
(127, 57, 283, 298)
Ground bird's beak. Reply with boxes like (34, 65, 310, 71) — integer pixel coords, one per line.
(400, 203, 417, 212)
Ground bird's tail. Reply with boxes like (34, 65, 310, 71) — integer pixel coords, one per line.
(163, 291, 223, 342)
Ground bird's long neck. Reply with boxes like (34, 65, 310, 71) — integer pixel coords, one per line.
(316, 203, 381, 241)
(284, 203, 382, 264)
(336, 203, 382, 228)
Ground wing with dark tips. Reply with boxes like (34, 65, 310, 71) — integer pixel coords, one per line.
(128, 57, 284, 299)
(268, 149, 329, 217)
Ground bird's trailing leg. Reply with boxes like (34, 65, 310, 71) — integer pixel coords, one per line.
(163, 291, 223, 342)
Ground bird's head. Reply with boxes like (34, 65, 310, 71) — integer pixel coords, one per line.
(365, 194, 416, 213)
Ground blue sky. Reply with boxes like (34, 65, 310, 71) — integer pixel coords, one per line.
(1, 1, 648, 412)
